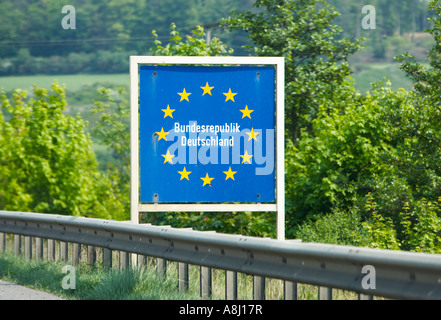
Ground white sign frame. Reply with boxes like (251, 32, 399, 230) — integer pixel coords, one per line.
(130, 56, 285, 240)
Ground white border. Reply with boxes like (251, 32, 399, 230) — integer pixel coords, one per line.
(130, 56, 285, 240)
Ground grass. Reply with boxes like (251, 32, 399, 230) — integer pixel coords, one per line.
(0, 231, 376, 300)
(0, 232, 372, 301)
(0, 251, 201, 300)
(0, 63, 413, 96)
(350, 62, 413, 93)
(0, 249, 365, 300)
(0, 73, 129, 92)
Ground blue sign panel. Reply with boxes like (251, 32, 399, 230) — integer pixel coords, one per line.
(139, 66, 275, 203)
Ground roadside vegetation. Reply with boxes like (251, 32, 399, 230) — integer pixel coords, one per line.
(0, 247, 371, 300)
(0, 250, 201, 300)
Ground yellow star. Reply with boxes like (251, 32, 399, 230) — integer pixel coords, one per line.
(223, 88, 237, 102)
(240, 105, 254, 119)
(246, 128, 259, 141)
(223, 167, 237, 181)
(155, 127, 169, 141)
(178, 167, 191, 180)
(178, 88, 191, 102)
(240, 150, 253, 164)
(201, 82, 214, 96)
(200, 173, 214, 186)
(161, 105, 175, 118)
(162, 150, 175, 164)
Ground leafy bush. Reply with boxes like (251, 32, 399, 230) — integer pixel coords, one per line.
(285, 81, 407, 224)
(294, 208, 370, 246)
(398, 199, 441, 253)
(222, 0, 362, 141)
(151, 23, 233, 57)
(0, 83, 126, 219)
(286, 79, 441, 249)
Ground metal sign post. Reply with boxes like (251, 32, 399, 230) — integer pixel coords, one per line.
(130, 56, 285, 240)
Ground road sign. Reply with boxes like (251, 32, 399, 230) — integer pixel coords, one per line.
(139, 65, 275, 203)
(130, 56, 285, 239)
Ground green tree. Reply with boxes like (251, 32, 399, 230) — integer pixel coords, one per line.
(150, 23, 233, 56)
(295, 207, 370, 247)
(395, 0, 441, 203)
(222, 0, 363, 141)
(285, 80, 410, 228)
(398, 1, 441, 106)
(92, 87, 131, 218)
(288, 77, 441, 250)
(0, 83, 126, 220)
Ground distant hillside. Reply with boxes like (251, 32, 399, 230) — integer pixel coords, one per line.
(0, 0, 433, 76)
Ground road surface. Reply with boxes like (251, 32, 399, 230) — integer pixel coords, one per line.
(0, 279, 65, 300)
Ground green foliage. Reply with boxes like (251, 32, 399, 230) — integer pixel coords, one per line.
(327, 0, 431, 39)
(287, 76, 441, 250)
(288, 1, 441, 251)
(398, 1, 441, 107)
(360, 196, 441, 253)
(362, 193, 401, 250)
(0, 50, 130, 76)
(285, 81, 407, 224)
(0, 0, 254, 61)
(142, 211, 276, 238)
(0, 252, 201, 300)
(223, 0, 363, 141)
(297, 194, 441, 253)
(0, 0, 432, 75)
(0, 83, 126, 219)
(92, 87, 131, 218)
(151, 23, 233, 56)
(398, 199, 441, 253)
(295, 208, 370, 246)
(362, 212, 401, 250)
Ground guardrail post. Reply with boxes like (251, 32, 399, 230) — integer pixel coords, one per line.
(73, 243, 81, 266)
(60, 241, 68, 262)
(358, 293, 373, 300)
(120, 251, 129, 270)
(253, 276, 266, 300)
(0, 233, 5, 253)
(14, 235, 21, 256)
(103, 248, 112, 270)
(284, 281, 298, 300)
(225, 270, 238, 300)
(87, 245, 96, 266)
(157, 258, 167, 278)
(24, 236, 32, 260)
(47, 239, 55, 261)
(178, 262, 189, 292)
(319, 286, 333, 300)
(200, 266, 212, 299)
(35, 237, 43, 261)
(137, 254, 147, 267)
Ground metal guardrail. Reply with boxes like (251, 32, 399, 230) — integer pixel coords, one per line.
(1, 210, 441, 300)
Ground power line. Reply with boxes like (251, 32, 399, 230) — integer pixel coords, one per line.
(0, 37, 162, 48)
(0, 22, 230, 48)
